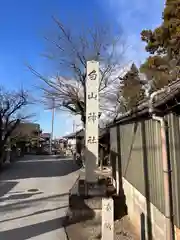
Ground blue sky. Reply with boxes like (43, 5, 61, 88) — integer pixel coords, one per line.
(0, 0, 164, 137)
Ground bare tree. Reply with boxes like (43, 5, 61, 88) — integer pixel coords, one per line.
(0, 87, 30, 164)
(29, 18, 127, 126)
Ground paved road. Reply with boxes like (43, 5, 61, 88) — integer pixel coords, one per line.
(0, 155, 79, 240)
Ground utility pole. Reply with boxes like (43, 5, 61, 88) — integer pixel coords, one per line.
(73, 121, 81, 162)
(49, 98, 55, 154)
(73, 120, 75, 133)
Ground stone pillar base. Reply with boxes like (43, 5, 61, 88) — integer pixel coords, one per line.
(78, 179, 106, 197)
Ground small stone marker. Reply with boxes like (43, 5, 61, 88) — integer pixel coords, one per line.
(116, 156, 119, 195)
(102, 197, 114, 240)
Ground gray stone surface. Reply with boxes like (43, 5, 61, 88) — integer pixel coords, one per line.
(65, 215, 140, 240)
(0, 155, 80, 240)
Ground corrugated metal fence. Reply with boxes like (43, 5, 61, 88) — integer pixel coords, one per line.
(110, 113, 180, 227)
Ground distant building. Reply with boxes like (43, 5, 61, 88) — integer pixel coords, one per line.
(11, 122, 41, 143)
(41, 133, 51, 142)
(11, 122, 41, 152)
(39, 133, 51, 152)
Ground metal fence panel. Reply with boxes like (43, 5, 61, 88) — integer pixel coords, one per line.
(110, 113, 180, 227)
(166, 114, 180, 227)
(144, 119, 165, 214)
(120, 122, 145, 195)
(110, 126, 118, 181)
(118, 120, 165, 214)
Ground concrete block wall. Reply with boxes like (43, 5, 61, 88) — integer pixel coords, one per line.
(123, 178, 168, 240)
(122, 178, 180, 239)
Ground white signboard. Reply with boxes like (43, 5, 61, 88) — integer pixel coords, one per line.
(102, 198, 114, 240)
(85, 60, 99, 183)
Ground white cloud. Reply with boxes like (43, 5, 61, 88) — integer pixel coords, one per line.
(101, 0, 165, 65)
(105, 0, 164, 28)
(62, 113, 83, 131)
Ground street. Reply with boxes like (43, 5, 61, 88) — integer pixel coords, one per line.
(0, 155, 79, 240)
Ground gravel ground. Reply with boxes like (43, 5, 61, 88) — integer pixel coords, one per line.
(65, 215, 140, 240)
(114, 216, 140, 240)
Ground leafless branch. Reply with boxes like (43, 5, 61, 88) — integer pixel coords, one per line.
(0, 87, 32, 154)
(30, 18, 128, 125)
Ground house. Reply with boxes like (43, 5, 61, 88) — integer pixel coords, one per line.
(41, 133, 51, 142)
(11, 122, 41, 151)
(63, 129, 84, 153)
(12, 122, 40, 140)
(63, 128, 110, 165)
(108, 79, 180, 239)
(64, 128, 109, 143)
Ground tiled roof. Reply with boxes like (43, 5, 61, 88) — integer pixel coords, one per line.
(109, 79, 180, 126)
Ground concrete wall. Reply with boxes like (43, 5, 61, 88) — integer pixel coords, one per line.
(109, 114, 180, 238)
(123, 177, 180, 240)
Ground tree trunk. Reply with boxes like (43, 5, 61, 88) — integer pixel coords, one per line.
(81, 114, 86, 127)
(0, 145, 5, 168)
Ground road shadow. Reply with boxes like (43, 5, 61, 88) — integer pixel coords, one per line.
(0, 216, 66, 240)
(0, 205, 68, 223)
(0, 181, 18, 198)
(0, 192, 43, 202)
(0, 202, 93, 240)
(0, 192, 68, 212)
(0, 158, 80, 180)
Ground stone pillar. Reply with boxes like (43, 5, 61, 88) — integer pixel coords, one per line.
(85, 60, 99, 183)
(102, 198, 114, 240)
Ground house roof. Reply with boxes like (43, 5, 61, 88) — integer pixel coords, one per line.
(12, 122, 40, 137)
(63, 129, 83, 139)
(109, 79, 180, 127)
(63, 128, 109, 139)
(41, 133, 51, 138)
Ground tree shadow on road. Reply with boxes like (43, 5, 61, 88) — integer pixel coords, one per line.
(0, 205, 68, 223)
(0, 191, 43, 202)
(0, 159, 80, 180)
(0, 192, 68, 212)
(0, 205, 95, 240)
(0, 200, 92, 240)
(0, 192, 71, 239)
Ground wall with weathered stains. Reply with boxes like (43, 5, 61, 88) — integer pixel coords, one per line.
(123, 177, 166, 239)
(110, 113, 180, 238)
